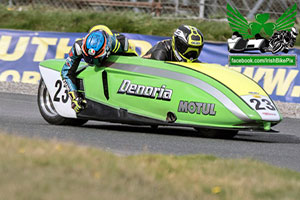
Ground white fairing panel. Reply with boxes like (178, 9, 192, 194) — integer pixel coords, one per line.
(241, 95, 280, 121)
(246, 39, 264, 49)
(227, 37, 241, 50)
(39, 66, 77, 118)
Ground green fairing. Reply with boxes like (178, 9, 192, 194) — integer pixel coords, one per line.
(40, 56, 281, 130)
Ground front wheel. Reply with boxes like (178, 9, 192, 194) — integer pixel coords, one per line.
(37, 79, 88, 126)
(194, 128, 238, 139)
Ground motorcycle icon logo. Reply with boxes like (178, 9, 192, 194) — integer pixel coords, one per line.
(226, 3, 298, 54)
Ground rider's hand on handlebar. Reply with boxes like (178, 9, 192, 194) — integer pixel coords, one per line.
(69, 91, 87, 113)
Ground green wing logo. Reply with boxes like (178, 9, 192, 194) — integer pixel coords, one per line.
(226, 4, 252, 38)
(227, 3, 297, 39)
(275, 4, 297, 31)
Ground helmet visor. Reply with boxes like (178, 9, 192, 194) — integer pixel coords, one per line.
(175, 37, 189, 54)
(175, 37, 203, 61)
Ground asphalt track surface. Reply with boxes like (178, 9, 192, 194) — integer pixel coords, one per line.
(1, 92, 300, 172)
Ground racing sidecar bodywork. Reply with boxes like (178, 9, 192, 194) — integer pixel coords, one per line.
(38, 55, 282, 134)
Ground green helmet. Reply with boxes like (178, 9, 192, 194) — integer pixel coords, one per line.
(172, 25, 204, 62)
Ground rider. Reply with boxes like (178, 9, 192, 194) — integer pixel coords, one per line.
(268, 27, 298, 53)
(143, 25, 204, 62)
(61, 25, 137, 113)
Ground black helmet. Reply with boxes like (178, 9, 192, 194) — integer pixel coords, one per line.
(172, 25, 204, 62)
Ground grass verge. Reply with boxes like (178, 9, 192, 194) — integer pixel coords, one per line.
(1, 5, 300, 46)
(2, 6, 300, 45)
(1, 133, 300, 200)
(0, 5, 241, 42)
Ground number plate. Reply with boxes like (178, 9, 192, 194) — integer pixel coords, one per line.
(39, 66, 76, 118)
(241, 95, 280, 121)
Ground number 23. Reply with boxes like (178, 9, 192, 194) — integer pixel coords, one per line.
(53, 80, 69, 103)
(249, 98, 276, 111)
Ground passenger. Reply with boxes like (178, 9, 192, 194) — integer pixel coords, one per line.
(143, 25, 204, 62)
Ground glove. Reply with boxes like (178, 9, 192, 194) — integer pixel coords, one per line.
(69, 91, 87, 113)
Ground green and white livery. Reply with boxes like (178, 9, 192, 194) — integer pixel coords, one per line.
(38, 55, 282, 138)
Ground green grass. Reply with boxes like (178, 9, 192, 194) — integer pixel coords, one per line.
(2, 5, 300, 46)
(1, 133, 300, 200)
(0, 5, 232, 41)
(2, 5, 300, 47)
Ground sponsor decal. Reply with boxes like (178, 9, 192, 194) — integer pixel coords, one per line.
(117, 80, 173, 101)
(178, 100, 216, 116)
(191, 41, 201, 45)
(252, 95, 261, 98)
(249, 92, 259, 94)
(262, 112, 276, 116)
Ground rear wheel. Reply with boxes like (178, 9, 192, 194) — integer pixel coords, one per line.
(194, 128, 238, 139)
(37, 79, 88, 126)
(150, 125, 158, 131)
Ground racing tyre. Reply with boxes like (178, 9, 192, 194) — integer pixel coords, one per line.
(150, 125, 158, 131)
(195, 128, 238, 139)
(37, 79, 88, 126)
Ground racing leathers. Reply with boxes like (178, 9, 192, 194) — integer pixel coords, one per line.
(143, 39, 177, 61)
(61, 26, 134, 113)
